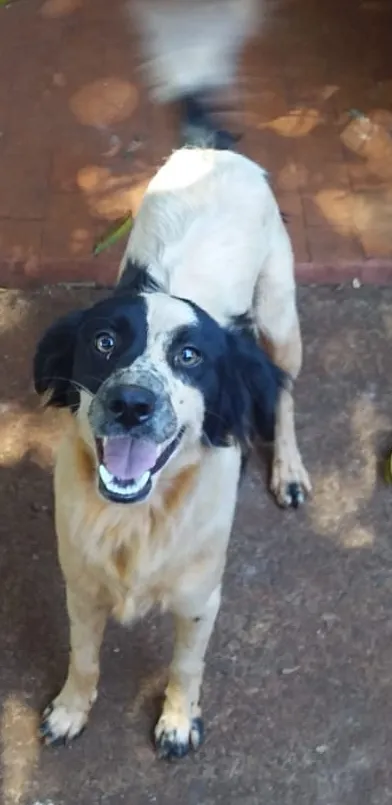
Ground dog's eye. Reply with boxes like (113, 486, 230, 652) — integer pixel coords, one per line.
(175, 346, 203, 367)
(94, 331, 116, 355)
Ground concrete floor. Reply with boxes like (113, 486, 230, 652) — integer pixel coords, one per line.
(1, 286, 392, 804)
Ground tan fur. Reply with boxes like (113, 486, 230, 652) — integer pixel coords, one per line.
(162, 463, 200, 515)
(43, 409, 240, 747)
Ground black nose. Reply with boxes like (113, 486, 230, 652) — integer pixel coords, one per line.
(106, 385, 156, 428)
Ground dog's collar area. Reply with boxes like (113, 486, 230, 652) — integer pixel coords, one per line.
(95, 428, 186, 504)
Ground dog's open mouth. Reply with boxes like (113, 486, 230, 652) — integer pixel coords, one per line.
(95, 429, 185, 504)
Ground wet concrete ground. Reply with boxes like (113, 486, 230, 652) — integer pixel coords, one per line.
(0, 286, 392, 805)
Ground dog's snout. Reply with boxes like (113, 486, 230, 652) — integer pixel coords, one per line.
(106, 385, 156, 428)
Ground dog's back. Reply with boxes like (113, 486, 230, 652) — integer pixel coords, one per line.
(119, 146, 290, 326)
(122, 0, 309, 510)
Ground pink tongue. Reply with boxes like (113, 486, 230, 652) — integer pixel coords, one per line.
(103, 437, 158, 481)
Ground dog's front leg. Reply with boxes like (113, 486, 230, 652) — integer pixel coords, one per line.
(40, 585, 108, 746)
(155, 585, 221, 759)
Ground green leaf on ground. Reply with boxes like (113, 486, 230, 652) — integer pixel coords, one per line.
(93, 213, 133, 257)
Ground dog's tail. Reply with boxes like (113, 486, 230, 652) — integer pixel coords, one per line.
(129, 0, 261, 149)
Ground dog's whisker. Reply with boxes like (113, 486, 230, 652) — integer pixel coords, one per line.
(201, 430, 213, 447)
(49, 377, 92, 397)
(83, 373, 108, 388)
(203, 409, 227, 425)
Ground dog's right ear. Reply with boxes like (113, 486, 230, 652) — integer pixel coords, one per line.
(33, 310, 85, 408)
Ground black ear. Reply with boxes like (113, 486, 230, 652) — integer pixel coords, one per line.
(234, 333, 286, 443)
(33, 309, 85, 408)
(115, 257, 162, 296)
(203, 331, 286, 447)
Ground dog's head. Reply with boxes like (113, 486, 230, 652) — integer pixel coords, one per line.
(34, 290, 284, 504)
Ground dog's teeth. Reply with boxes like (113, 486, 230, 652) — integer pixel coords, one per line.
(127, 471, 150, 494)
(99, 465, 150, 498)
(99, 464, 113, 488)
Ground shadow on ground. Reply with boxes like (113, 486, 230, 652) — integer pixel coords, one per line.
(1, 286, 392, 804)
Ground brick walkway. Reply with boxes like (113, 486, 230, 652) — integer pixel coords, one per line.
(1, 0, 392, 287)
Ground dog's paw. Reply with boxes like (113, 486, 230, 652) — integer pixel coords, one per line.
(39, 698, 89, 747)
(154, 712, 204, 760)
(271, 450, 311, 509)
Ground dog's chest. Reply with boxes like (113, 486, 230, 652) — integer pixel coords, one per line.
(57, 436, 240, 622)
(94, 526, 215, 624)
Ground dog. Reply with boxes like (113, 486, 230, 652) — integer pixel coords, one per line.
(34, 0, 310, 760)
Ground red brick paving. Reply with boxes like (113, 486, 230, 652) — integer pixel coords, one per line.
(1, 0, 392, 287)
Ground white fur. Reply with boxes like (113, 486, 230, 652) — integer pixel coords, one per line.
(121, 147, 295, 342)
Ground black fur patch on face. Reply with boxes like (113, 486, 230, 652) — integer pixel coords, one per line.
(34, 289, 285, 452)
(33, 295, 150, 410)
(115, 257, 162, 296)
(167, 301, 285, 446)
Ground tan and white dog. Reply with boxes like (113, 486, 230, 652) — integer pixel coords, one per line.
(34, 0, 310, 760)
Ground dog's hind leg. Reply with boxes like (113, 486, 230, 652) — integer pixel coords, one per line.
(40, 585, 108, 745)
(154, 585, 221, 759)
(254, 226, 311, 508)
(267, 316, 311, 508)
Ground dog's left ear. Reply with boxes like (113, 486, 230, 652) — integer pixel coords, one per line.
(203, 331, 286, 447)
(33, 309, 85, 408)
(231, 332, 286, 443)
